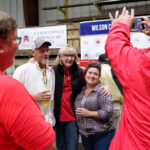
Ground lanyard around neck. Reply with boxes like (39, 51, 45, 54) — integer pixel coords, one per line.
(41, 68, 48, 89)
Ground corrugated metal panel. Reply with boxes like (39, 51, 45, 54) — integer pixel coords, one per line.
(10, 0, 17, 19)
(0, 0, 24, 27)
(17, 0, 24, 27)
(40, 0, 150, 25)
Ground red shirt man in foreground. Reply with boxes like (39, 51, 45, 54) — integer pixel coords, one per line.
(0, 11, 56, 150)
(105, 7, 150, 150)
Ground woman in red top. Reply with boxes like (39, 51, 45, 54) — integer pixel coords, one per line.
(53, 44, 83, 150)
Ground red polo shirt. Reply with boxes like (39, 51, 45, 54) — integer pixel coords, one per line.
(60, 68, 76, 121)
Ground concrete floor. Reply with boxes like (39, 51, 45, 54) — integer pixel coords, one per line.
(78, 143, 84, 150)
(78, 135, 84, 150)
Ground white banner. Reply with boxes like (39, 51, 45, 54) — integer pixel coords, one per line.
(131, 32, 150, 48)
(17, 25, 67, 50)
(80, 19, 150, 60)
(80, 35, 107, 60)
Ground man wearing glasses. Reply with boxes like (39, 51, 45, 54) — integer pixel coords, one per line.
(0, 11, 56, 149)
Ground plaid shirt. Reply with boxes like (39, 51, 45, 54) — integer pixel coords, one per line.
(74, 83, 116, 137)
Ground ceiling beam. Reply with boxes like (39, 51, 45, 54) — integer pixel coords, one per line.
(43, 0, 149, 10)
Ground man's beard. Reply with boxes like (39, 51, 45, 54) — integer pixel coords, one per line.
(41, 59, 49, 65)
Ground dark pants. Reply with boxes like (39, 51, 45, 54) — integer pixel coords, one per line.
(55, 121, 79, 150)
(81, 130, 116, 150)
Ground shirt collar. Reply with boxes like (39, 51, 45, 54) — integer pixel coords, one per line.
(63, 67, 70, 75)
(34, 62, 51, 71)
(83, 82, 101, 92)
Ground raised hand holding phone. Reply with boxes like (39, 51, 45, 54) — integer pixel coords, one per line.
(132, 18, 145, 30)
(140, 16, 150, 36)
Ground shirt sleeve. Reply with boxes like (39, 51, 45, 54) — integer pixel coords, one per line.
(13, 66, 25, 84)
(105, 22, 144, 87)
(0, 78, 55, 150)
(97, 93, 114, 121)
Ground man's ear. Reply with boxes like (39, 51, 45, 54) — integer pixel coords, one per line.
(0, 49, 4, 53)
(0, 38, 5, 53)
(32, 50, 34, 56)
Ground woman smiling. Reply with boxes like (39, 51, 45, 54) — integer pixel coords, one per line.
(75, 63, 116, 150)
(53, 45, 110, 150)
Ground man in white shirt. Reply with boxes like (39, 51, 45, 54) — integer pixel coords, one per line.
(13, 38, 55, 126)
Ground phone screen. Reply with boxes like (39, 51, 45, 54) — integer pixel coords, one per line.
(132, 18, 144, 30)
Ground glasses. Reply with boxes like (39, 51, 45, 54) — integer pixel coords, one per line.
(9, 37, 22, 45)
(16, 37, 22, 45)
(2, 36, 22, 45)
(63, 54, 75, 58)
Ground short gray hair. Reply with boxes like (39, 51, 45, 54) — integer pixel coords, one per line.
(0, 11, 17, 38)
(55, 44, 79, 65)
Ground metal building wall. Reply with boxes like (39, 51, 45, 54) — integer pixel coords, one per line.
(0, 0, 24, 27)
(39, 0, 150, 26)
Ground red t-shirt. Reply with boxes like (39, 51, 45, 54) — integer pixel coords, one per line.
(60, 68, 76, 121)
(0, 71, 55, 150)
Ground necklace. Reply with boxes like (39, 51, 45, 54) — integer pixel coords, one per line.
(67, 72, 70, 79)
(64, 71, 70, 80)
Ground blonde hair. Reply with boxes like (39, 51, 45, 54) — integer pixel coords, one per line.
(55, 44, 79, 65)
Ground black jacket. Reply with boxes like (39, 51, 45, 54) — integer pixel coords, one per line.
(111, 68, 124, 96)
(53, 63, 84, 123)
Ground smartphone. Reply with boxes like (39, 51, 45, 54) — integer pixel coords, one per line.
(132, 18, 145, 30)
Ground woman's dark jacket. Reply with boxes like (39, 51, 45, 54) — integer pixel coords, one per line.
(53, 63, 84, 123)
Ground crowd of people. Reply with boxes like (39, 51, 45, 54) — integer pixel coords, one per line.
(0, 6, 150, 150)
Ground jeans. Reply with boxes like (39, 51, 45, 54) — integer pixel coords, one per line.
(81, 130, 116, 150)
(55, 121, 79, 150)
